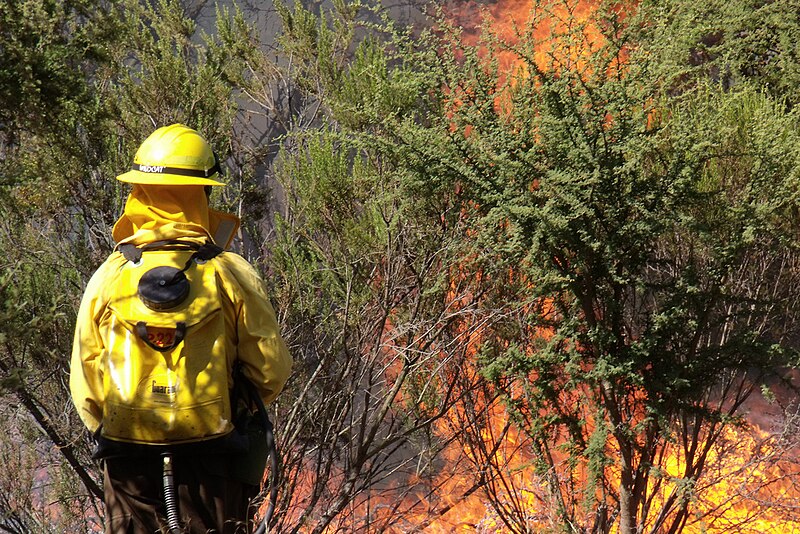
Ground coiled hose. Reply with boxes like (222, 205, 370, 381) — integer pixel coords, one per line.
(162, 453, 182, 534)
(159, 373, 278, 534)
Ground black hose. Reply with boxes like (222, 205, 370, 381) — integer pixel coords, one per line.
(253, 408, 277, 534)
(162, 453, 182, 534)
(236, 373, 279, 534)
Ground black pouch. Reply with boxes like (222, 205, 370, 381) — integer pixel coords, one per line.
(230, 413, 269, 486)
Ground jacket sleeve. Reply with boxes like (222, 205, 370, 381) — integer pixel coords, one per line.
(69, 261, 114, 433)
(218, 253, 292, 404)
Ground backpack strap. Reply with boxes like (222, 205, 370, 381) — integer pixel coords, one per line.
(118, 240, 223, 266)
(193, 242, 223, 261)
(118, 243, 143, 263)
(171, 242, 223, 284)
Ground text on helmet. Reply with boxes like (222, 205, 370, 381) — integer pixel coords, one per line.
(139, 165, 165, 173)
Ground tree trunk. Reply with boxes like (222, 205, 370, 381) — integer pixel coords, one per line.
(618, 469, 636, 534)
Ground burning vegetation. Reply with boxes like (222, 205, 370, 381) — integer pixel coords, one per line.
(271, 0, 800, 532)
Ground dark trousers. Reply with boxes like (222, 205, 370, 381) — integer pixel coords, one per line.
(103, 454, 259, 534)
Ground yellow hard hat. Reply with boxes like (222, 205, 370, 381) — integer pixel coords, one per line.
(116, 124, 225, 186)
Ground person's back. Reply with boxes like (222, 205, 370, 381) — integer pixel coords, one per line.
(69, 124, 292, 533)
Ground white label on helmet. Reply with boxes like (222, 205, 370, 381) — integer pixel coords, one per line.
(140, 165, 165, 173)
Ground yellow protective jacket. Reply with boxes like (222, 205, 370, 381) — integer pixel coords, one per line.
(70, 185, 292, 436)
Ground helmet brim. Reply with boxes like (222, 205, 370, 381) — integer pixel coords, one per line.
(116, 169, 225, 186)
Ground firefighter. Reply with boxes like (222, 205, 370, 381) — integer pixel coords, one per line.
(70, 124, 292, 533)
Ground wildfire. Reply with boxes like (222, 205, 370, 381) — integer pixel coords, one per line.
(446, 0, 610, 77)
(283, 1, 800, 532)
(421, 0, 800, 529)
(650, 421, 800, 534)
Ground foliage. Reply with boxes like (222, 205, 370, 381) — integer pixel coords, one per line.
(0, 0, 117, 149)
(264, 5, 494, 527)
(0, 0, 249, 530)
(0, 2, 119, 529)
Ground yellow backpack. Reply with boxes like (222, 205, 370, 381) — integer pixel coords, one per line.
(101, 240, 234, 445)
